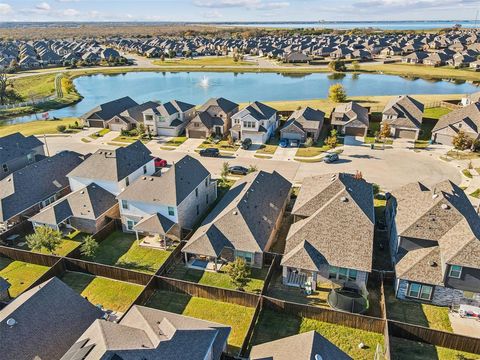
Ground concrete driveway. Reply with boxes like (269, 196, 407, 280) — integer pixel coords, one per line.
(343, 136, 365, 147)
(272, 146, 297, 161)
(175, 138, 204, 153)
(235, 144, 261, 159)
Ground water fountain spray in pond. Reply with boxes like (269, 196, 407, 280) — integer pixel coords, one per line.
(199, 76, 210, 88)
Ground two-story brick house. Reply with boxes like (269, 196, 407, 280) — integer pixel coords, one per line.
(142, 100, 196, 136)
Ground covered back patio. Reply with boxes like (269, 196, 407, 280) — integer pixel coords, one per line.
(133, 212, 179, 250)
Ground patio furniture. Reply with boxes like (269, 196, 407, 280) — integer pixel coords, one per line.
(459, 304, 480, 318)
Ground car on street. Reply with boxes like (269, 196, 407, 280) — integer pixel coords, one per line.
(241, 138, 252, 150)
(228, 165, 249, 175)
(323, 153, 339, 163)
(279, 138, 289, 148)
(154, 157, 167, 167)
(199, 148, 220, 157)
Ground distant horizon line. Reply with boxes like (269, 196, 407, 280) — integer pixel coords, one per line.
(0, 20, 478, 24)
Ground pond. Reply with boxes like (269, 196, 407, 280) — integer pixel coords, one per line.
(4, 71, 479, 124)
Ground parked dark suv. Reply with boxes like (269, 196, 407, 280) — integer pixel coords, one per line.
(199, 148, 220, 157)
(241, 138, 252, 150)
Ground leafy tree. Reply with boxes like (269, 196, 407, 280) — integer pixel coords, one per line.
(227, 134, 234, 146)
(80, 235, 99, 259)
(379, 122, 391, 149)
(138, 123, 146, 138)
(225, 258, 251, 291)
(328, 59, 346, 72)
(372, 183, 380, 195)
(351, 60, 360, 72)
(26, 226, 63, 255)
(56, 125, 66, 133)
(452, 130, 473, 150)
(0, 69, 19, 105)
(221, 161, 230, 182)
(325, 129, 338, 149)
(247, 164, 258, 173)
(305, 137, 314, 147)
(328, 84, 347, 103)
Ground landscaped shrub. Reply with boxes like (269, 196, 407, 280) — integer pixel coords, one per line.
(56, 125, 66, 133)
(305, 137, 313, 147)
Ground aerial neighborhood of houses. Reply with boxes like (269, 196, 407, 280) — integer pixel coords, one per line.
(2, 29, 480, 71)
(3, 26, 480, 360)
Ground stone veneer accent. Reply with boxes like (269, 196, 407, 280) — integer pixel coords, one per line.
(396, 279, 466, 306)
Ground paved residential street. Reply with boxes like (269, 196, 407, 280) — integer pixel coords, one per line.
(44, 130, 462, 191)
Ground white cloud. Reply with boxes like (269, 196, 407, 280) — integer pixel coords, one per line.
(36, 2, 51, 11)
(193, 0, 289, 10)
(202, 9, 223, 18)
(63, 8, 79, 16)
(0, 3, 12, 15)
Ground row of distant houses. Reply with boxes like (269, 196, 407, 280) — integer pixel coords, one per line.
(1, 132, 479, 311)
(81, 94, 432, 145)
(0, 39, 122, 70)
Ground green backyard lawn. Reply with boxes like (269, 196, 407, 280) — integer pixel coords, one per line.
(167, 264, 268, 294)
(385, 287, 452, 332)
(423, 107, 452, 120)
(390, 337, 479, 360)
(60, 271, 143, 313)
(251, 309, 384, 360)
(0, 257, 50, 297)
(83, 231, 173, 274)
(146, 290, 255, 354)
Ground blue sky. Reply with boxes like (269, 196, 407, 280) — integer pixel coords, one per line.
(1, 0, 479, 22)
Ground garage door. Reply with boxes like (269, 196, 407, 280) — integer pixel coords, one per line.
(188, 130, 207, 139)
(281, 132, 303, 141)
(109, 123, 126, 132)
(88, 120, 105, 128)
(345, 127, 365, 136)
(395, 128, 417, 139)
(434, 133, 454, 145)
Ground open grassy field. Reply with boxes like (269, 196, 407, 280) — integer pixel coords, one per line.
(251, 308, 384, 360)
(60, 271, 143, 312)
(390, 337, 479, 360)
(0, 257, 50, 297)
(0, 118, 80, 136)
(167, 264, 267, 294)
(83, 231, 173, 274)
(153, 56, 254, 67)
(12, 73, 57, 98)
(146, 290, 255, 353)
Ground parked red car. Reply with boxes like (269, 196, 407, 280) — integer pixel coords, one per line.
(154, 157, 167, 168)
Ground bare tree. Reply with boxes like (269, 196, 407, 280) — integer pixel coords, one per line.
(0, 69, 13, 105)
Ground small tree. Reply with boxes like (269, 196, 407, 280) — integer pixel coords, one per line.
(138, 123, 146, 138)
(325, 129, 338, 149)
(225, 258, 250, 291)
(372, 183, 380, 195)
(227, 134, 234, 147)
(379, 121, 391, 148)
(80, 235, 99, 259)
(247, 164, 258, 173)
(452, 130, 473, 151)
(56, 125, 66, 133)
(351, 60, 360, 72)
(305, 137, 314, 147)
(328, 59, 347, 72)
(26, 226, 63, 255)
(221, 161, 230, 182)
(328, 84, 347, 103)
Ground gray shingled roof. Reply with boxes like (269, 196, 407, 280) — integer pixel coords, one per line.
(29, 182, 117, 226)
(62, 305, 230, 360)
(68, 141, 152, 182)
(391, 180, 480, 283)
(250, 331, 352, 360)
(183, 171, 291, 257)
(433, 102, 480, 134)
(331, 101, 369, 128)
(286, 106, 325, 130)
(0, 277, 103, 360)
(133, 212, 176, 235)
(383, 95, 424, 129)
(0, 132, 43, 165)
(80, 96, 139, 120)
(192, 111, 225, 129)
(236, 101, 277, 121)
(283, 173, 375, 273)
(198, 97, 238, 113)
(117, 155, 210, 206)
(0, 151, 84, 222)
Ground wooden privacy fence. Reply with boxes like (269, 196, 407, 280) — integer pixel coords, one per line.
(27, 258, 67, 291)
(64, 258, 152, 286)
(240, 297, 263, 357)
(156, 241, 185, 276)
(0, 245, 60, 267)
(154, 276, 260, 308)
(261, 254, 280, 295)
(0, 221, 34, 241)
(263, 296, 386, 334)
(388, 320, 480, 355)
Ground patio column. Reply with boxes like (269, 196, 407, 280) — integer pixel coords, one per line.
(135, 231, 139, 243)
(184, 252, 188, 265)
(214, 257, 218, 272)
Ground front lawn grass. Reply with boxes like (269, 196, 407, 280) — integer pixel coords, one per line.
(0, 118, 80, 137)
(198, 140, 239, 151)
(251, 308, 383, 360)
(60, 271, 143, 313)
(165, 136, 187, 146)
(470, 188, 480, 198)
(153, 56, 254, 67)
(256, 144, 277, 155)
(446, 150, 480, 160)
(167, 264, 267, 294)
(462, 169, 473, 179)
(0, 257, 50, 297)
(89, 128, 110, 139)
(82, 231, 173, 274)
(390, 337, 479, 360)
(146, 290, 255, 353)
(385, 286, 452, 332)
(111, 135, 149, 144)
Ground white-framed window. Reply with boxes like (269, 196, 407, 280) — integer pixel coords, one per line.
(235, 250, 253, 265)
(168, 206, 175, 216)
(449, 265, 462, 279)
(41, 195, 56, 208)
(145, 115, 154, 121)
(126, 219, 137, 231)
(121, 200, 128, 210)
(329, 266, 357, 281)
(407, 283, 433, 300)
